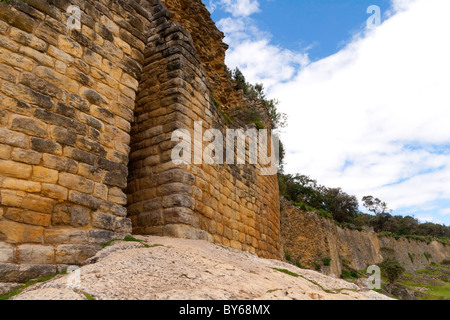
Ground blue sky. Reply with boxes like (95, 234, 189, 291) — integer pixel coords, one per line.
(212, 0, 392, 60)
(207, 0, 450, 226)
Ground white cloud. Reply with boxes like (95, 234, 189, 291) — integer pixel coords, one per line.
(209, 0, 260, 17)
(216, 8, 310, 89)
(269, 0, 450, 220)
(217, 0, 450, 224)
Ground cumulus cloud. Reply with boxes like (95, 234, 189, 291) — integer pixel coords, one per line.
(269, 0, 450, 222)
(208, 0, 260, 17)
(216, 7, 310, 89)
(214, 0, 450, 224)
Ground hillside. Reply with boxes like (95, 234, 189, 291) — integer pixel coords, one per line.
(7, 236, 390, 300)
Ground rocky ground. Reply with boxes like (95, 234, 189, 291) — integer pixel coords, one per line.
(7, 236, 392, 300)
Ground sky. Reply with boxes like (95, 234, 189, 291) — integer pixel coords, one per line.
(207, 0, 450, 225)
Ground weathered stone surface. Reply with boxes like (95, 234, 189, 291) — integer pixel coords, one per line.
(58, 172, 94, 194)
(0, 159, 32, 179)
(0, 282, 21, 295)
(17, 245, 55, 264)
(51, 204, 90, 227)
(68, 191, 100, 210)
(18, 264, 57, 283)
(55, 245, 98, 264)
(88, 230, 115, 245)
(43, 229, 88, 244)
(4, 208, 51, 227)
(0, 242, 15, 263)
(92, 212, 116, 231)
(0, 263, 19, 282)
(0, 220, 44, 243)
(11, 148, 42, 165)
(0, 0, 282, 283)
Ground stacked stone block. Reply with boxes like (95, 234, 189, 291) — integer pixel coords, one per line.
(127, 0, 281, 259)
(0, 0, 281, 282)
(0, 0, 156, 282)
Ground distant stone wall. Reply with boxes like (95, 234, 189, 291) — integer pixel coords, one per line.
(281, 199, 450, 276)
(0, 0, 281, 282)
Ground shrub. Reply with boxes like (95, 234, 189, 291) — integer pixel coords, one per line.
(323, 257, 331, 266)
(285, 252, 292, 262)
(442, 259, 450, 265)
(379, 258, 405, 285)
(342, 270, 359, 279)
(313, 262, 321, 271)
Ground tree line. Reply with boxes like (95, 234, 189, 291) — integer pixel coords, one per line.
(278, 173, 450, 239)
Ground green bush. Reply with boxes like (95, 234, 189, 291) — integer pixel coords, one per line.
(313, 262, 321, 271)
(341, 270, 359, 279)
(285, 252, 292, 262)
(323, 257, 331, 266)
(379, 258, 405, 285)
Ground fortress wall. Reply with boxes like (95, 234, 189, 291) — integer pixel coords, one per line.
(0, 0, 281, 282)
(0, 0, 158, 282)
(127, 0, 281, 259)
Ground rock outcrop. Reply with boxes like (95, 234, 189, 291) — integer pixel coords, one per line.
(281, 200, 450, 276)
(11, 236, 392, 300)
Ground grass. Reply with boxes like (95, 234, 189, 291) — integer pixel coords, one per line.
(395, 263, 450, 300)
(272, 268, 300, 278)
(0, 271, 67, 300)
(81, 292, 96, 300)
(101, 235, 162, 249)
(272, 268, 336, 294)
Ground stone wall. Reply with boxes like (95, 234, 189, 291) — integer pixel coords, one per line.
(126, 0, 281, 259)
(0, 0, 281, 282)
(281, 199, 450, 276)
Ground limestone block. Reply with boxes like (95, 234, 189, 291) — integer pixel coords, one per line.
(41, 183, 68, 200)
(0, 242, 15, 263)
(0, 159, 32, 179)
(44, 229, 88, 244)
(18, 264, 57, 283)
(0, 220, 43, 243)
(2, 177, 41, 193)
(32, 166, 59, 184)
(55, 245, 98, 264)
(58, 172, 94, 194)
(17, 245, 55, 264)
(4, 208, 51, 227)
(11, 148, 42, 165)
(0, 263, 19, 282)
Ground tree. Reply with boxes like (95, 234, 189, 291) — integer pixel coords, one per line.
(322, 188, 359, 223)
(379, 258, 405, 292)
(362, 196, 389, 215)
